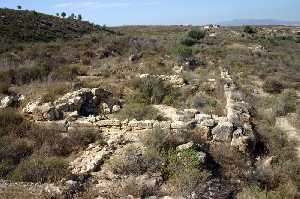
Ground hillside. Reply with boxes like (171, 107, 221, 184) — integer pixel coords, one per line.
(0, 8, 111, 52)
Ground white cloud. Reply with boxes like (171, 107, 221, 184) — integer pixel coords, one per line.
(53, 0, 160, 9)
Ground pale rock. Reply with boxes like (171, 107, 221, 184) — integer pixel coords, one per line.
(195, 114, 212, 122)
(176, 141, 194, 151)
(0, 96, 14, 108)
(96, 119, 121, 127)
(100, 103, 110, 114)
(23, 99, 40, 113)
(212, 121, 234, 142)
(200, 119, 216, 127)
(112, 105, 121, 113)
(171, 121, 186, 129)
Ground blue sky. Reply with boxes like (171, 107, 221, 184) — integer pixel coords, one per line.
(1, 0, 300, 26)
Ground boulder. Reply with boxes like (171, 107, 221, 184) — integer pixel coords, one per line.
(153, 121, 171, 129)
(200, 118, 216, 127)
(0, 96, 16, 108)
(171, 121, 186, 129)
(23, 99, 40, 114)
(211, 121, 234, 142)
(195, 114, 212, 122)
(112, 105, 121, 113)
(96, 119, 121, 127)
(176, 141, 194, 151)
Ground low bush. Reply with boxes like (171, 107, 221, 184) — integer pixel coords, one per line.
(263, 78, 284, 94)
(237, 183, 297, 199)
(162, 149, 210, 197)
(40, 83, 71, 103)
(10, 156, 70, 183)
(181, 36, 197, 46)
(130, 76, 180, 106)
(243, 26, 257, 34)
(108, 145, 146, 175)
(117, 103, 159, 120)
(171, 46, 193, 62)
(187, 29, 206, 40)
(272, 89, 297, 116)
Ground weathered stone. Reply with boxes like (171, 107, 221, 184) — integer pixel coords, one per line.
(70, 145, 112, 174)
(200, 119, 216, 127)
(112, 105, 121, 113)
(100, 103, 110, 114)
(196, 151, 206, 164)
(47, 106, 63, 121)
(153, 121, 171, 129)
(195, 114, 212, 122)
(212, 121, 234, 142)
(0, 96, 17, 108)
(23, 99, 40, 114)
(171, 121, 186, 129)
(176, 141, 194, 151)
(36, 121, 67, 132)
(195, 126, 211, 140)
(96, 119, 121, 127)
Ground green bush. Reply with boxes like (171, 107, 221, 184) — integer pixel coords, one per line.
(130, 76, 178, 105)
(263, 78, 284, 94)
(243, 26, 257, 34)
(162, 149, 210, 197)
(171, 46, 193, 62)
(181, 36, 197, 46)
(41, 83, 70, 103)
(237, 183, 297, 199)
(272, 89, 297, 116)
(187, 29, 206, 40)
(10, 156, 70, 183)
(108, 145, 146, 175)
(117, 103, 159, 120)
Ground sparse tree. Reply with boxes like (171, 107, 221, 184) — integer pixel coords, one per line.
(56, 13, 60, 17)
(69, 13, 75, 20)
(78, 14, 82, 21)
(61, 12, 66, 18)
(17, 5, 22, 10)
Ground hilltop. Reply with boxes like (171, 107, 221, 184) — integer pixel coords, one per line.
(0, 8, 114, 52)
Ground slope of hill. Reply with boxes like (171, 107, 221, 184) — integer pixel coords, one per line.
(0, 8, 105, 42)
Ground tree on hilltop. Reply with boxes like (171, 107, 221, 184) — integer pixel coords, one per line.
(61, 12, 66, 18)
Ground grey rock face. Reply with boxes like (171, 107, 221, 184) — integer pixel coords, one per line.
(212, 121, 234, 142)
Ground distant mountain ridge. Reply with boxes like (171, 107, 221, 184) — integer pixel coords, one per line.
(220, 19, 300, 26)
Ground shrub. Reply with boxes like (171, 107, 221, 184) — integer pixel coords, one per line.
(0, 81, 10, 94)
(187, 29, 206, 40)
(162, 149, 210, 197)
(41, 83, 70, 103)
(263, 78, 284, 94)
(181, 36, 197, 46)
(117, 103, 159, 120)
(171, 46, 193, 62)
(0, 108, 26, 137)
(130, 76, 179, 105)
(243, 26, 257, 34)
(272, 89, 297, 116)
(237, 183, 297, 199)
(10, 156, 70, 183)
(108, 145, 146, 175)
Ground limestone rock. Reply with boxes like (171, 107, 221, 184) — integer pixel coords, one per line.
(112, 105, 121, 113)
(176, 141, 194, 151)
(212, 121, 234, 142)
